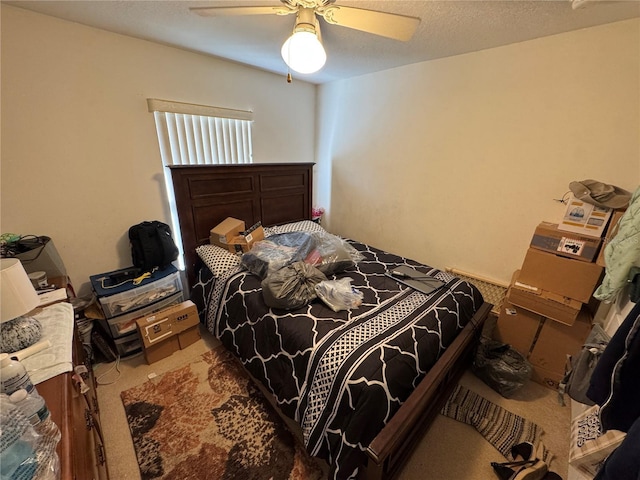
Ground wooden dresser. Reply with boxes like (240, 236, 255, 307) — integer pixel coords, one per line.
(36, 282, 109, 479)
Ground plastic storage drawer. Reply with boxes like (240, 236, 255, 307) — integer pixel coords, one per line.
(97, 270, 182, 318)
(114, 331, 142, 357)
(100, 291, 184, 338)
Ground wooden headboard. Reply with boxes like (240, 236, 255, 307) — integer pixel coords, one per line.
(170, 163, 314, 288)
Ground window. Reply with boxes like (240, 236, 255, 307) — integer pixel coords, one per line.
(148, 99, 254, 269)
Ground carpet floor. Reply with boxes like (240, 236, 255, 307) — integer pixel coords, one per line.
(95, 326, 571, 480)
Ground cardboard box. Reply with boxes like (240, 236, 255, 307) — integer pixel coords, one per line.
(508, 271, 582, 326)
(596, 210, 625, 267)
(518, 248, 603, 304)
(530, 365, 564, 391)
(136, 313, 179, 364)
(210, 217, 245, 248)
(144, 336, 180, 364)
(136, 301, 200, 364)
(170, 301, 200, 333)
(178, 325, 201, 349)
(226, 224, 265, 254)
(528, 311, 592, 377)
(492, 296, 542, 357)
(530, 222, 602, 262)
(558, 196, 612, 238)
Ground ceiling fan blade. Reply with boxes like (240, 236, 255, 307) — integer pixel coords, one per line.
(190, 5, 296, 17)
(319, 5, 420, 41)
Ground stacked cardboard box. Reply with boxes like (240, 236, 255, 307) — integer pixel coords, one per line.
(209, 217, 265, 254)
(135, 300, 201, 364)
(493, 217, 611, 390)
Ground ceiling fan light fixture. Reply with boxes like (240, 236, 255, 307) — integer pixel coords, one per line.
(281, 11, 326, 75)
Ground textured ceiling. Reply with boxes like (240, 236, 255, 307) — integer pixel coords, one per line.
(4, 0, 640, 84)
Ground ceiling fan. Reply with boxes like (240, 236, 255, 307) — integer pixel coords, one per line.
(190, 0, 421, 75)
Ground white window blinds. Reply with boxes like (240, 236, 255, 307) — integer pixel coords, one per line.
(148, 99, 254, 269)
(148, 98, 253, 166)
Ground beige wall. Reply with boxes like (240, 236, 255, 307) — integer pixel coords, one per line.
(3, 5, 639, 298)
(1, 5, 316, 295)
(316, 19, 640, 285)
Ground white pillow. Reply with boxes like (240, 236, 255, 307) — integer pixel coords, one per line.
(265, 220, 326, 236)
(196, 244, 240, 277)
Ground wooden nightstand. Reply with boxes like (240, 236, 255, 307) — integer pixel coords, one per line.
(36, 277, 109, 480)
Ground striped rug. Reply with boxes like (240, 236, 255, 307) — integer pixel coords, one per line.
(441, 384, 551, 463)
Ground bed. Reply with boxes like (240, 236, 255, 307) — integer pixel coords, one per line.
(170, 163, 492, 480)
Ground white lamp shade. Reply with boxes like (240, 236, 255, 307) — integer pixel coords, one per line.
(281, 30, 327, 74)
(1, 259, 39, 323)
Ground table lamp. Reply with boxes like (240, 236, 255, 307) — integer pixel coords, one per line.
(1, 258, 42, 353)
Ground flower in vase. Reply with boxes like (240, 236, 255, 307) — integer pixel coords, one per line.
(312, 207, 325, 221)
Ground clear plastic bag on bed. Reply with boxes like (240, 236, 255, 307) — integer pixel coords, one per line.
(261, 261, 327, 310)
(305, 232, 364, 276)
(315, 278, 364, 312)
(241, 232, 316, 279)
(472, 337, 532, 398)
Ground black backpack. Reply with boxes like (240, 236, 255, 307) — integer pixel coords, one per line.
(128, 221, 179, 272)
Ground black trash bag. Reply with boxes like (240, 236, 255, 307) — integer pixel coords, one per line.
(472, 337, 532, 398)
(261, 261, 327, 310)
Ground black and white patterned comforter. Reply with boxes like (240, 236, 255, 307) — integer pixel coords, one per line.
(193, 222, 484, 480)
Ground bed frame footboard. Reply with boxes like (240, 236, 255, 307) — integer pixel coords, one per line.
(363, 301, 492, 480)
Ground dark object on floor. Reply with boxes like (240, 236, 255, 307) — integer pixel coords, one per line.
(490, 458, 548, 480)
(511, 442, 535, 462)
(587, 301, 640, 432)
(91, 329, 117, 363)
(544, 473, 563, 480)
(594, 415, 640, 480)
(472, 337, 532, 398)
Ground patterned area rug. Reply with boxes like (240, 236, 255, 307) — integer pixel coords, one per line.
(120, 347, 324, 480)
